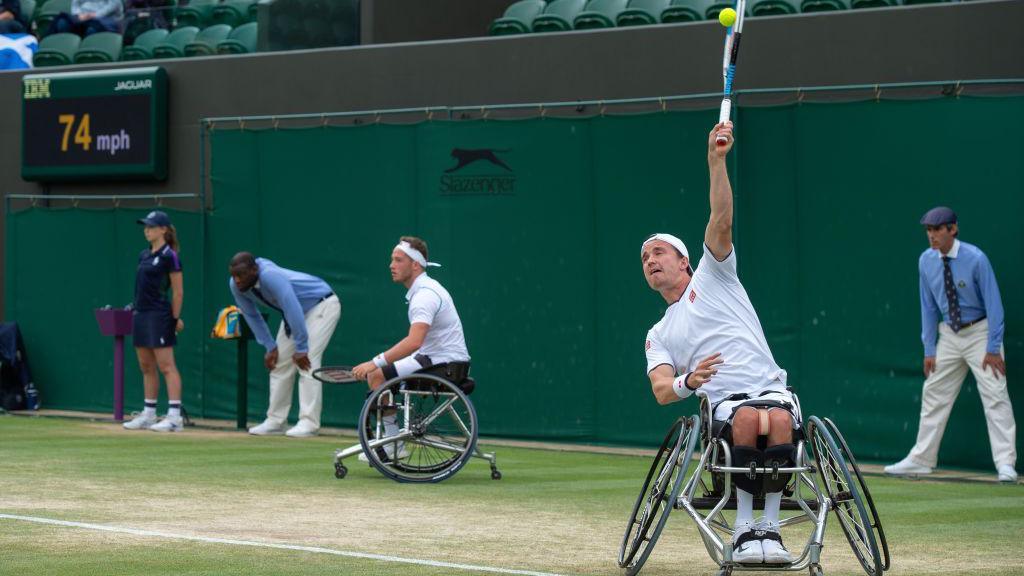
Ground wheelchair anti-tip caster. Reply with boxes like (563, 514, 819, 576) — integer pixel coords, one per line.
(334, 463, 348, 479)
(491, 468, 502, 480)
(808, 565, 824, 576)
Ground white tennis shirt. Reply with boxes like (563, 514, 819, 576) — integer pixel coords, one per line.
(406, 273, 470, 364)
(645, 244, 787, 405)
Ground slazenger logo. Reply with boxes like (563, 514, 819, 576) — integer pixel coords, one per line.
(439, 148, 516, 195)
(115, 79, 152, 91)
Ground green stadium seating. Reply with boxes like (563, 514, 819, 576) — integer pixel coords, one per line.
(531, 0, 587, 32)
(183, 23, 232, 56)
(850, 0, 895, 8)
(211, 0, 256, 27)
(750, 0, 798, 15)
(120, 28, 170, 60)
(489, 0, 546, 35)
(72, 31, 122, 63)
(573, 0, 629, 29)
(21, 0, 36, 22)
(703, 0, 739, 19)
(800, 0, 848, 12)
(34, 0, 70, 36)
(616, 0, 671, 26)
(175, 0, 216, 28)
(660, 0, 702, 22)
(216, 21, 257, 53)
(152, 25, 199, 58)
(32, 32, 79, 67)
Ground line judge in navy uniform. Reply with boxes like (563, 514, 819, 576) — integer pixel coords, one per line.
(886, 207, 1017, 483)
(229, 252, 341, 438)
(123, 210, 186, 432)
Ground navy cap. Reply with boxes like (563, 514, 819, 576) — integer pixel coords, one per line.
(920, 206, 957, 226)
(137, 210, 172, 227)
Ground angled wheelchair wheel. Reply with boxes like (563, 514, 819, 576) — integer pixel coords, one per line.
(618, 414, 700, 575)
(824, 417, 890, 572)
(807, 416, 883, 576)
(358, 374, 478, 483)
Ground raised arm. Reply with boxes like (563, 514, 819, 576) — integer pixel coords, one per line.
(705, 122, 735, 261)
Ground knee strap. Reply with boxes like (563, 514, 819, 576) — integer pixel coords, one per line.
(731, 445, 764, 494)
(763, 444, 796, 493)
(758, 409, 771, 436)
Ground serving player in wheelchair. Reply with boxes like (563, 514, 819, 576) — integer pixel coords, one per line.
(618, 122, 888, 576)
(331, 236, 499, 483)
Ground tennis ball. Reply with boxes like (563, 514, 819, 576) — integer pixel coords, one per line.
(719, 7, 737, 27)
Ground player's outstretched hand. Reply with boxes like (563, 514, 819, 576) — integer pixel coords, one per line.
(708, 122, 734, 159)
(352, 361, 376, 381)
(688, 352, 724, 389)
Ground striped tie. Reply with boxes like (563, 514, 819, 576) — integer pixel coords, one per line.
(943, 256, 962, 332)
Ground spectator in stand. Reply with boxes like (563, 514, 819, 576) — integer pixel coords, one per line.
(0, 0, 28, 34)
(48, 0, 123, 37)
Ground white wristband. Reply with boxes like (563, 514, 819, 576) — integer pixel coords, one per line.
(673, 373, 694, 399)
(373, 354, 388, 369)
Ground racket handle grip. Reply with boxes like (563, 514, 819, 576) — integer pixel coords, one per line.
(716, 98, 731, 145)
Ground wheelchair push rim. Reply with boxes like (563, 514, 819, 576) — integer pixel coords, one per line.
(824, 417, 890, 572)
(358, 373, 478, 483)
(618, 414, 700, 575)
(807, 416, 884, 576)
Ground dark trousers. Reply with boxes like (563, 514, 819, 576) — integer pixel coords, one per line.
(48, 13, 120, 36)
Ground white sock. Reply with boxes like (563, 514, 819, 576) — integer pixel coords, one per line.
(143, 400, 157, 417)
(764, 491, 782, 526)
(167, 402, 181, 419)
(736, 488, 754, 527)
(382, 414, 399, 438)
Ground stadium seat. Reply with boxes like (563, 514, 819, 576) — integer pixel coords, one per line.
(850, 0, 895, 7)
(120, 27, 170, 60)
(616, 0, 670, 26)
(175, 0, 217, 28)
(33, 0, 70, 36)
(573, 0, 629, 29)
(531, 0, 587, 32)
(72, 31, 122, 63)
(489, 0, 547, 35)
(21, 0, 36, 22)
(183, 23, 232, 56)
(32, 32, 80, 67)
(704, 0, 742, 18)
(800, 0, 848, 11)
(750, 0, 799, 15)
(216, 22, 257, 53)
(152, 25, 199, 58)
(211, 0, 256, 27)
(660, 0, 702, 22)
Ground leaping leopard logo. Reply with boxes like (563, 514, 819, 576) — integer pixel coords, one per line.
(445, 148, 512, 173)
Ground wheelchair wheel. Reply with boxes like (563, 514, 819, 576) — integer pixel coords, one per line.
(807, 416, 883, 576)
(824, 417, 890, 572)
(358, 374, 478, 483)
(618, 414, 700, 575)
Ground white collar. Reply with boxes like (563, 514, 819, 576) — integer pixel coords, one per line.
(939, 239, 961, 259)
(405, 272, 429, 301)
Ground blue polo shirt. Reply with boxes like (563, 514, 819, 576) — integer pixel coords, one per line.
(229, 258, 333, 353)
(919, 239, 1004, 356)
(134, 244, 182, 312)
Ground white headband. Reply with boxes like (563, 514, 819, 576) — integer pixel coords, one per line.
(641, 233, 689, 259)
(396, 241, 441, 269)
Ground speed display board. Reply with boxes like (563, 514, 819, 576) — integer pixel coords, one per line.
(21, 67, 168, 181)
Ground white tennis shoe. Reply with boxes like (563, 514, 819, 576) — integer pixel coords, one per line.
(732, 521, 764, 564)
(884, 456, 932, 477)
(150, 415, 183, 433)
(123, 412, 158, 430)
(756, 519, 793, 564)
(248, 420, 286, 436)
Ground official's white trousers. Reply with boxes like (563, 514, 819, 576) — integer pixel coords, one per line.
(265, 295, 340, 429)
(908, 320, 1016, 469)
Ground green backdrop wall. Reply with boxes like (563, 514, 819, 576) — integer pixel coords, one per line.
(7, 95, 1022, 469)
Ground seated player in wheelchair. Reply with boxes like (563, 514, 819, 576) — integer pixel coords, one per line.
(352, 235, 472, 461)
(642, 121, 795, 564)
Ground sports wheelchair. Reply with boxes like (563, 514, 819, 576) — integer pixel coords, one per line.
(329, 366, 501, 483)
(618, 391, 889, 576)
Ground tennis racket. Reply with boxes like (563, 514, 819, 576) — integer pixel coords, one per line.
(717, 0, 747, 146)
(311, 365, 359, 384)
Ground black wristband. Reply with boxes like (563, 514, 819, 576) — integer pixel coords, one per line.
(684, 372, 699, 391)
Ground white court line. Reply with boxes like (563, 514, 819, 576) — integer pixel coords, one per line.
(0, 513, 567, 576)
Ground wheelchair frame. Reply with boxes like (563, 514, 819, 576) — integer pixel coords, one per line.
(332, 373, 501, 483)
(619, 391, 889, 576)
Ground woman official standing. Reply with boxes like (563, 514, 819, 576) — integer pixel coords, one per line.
(123, 210, 186, 432)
